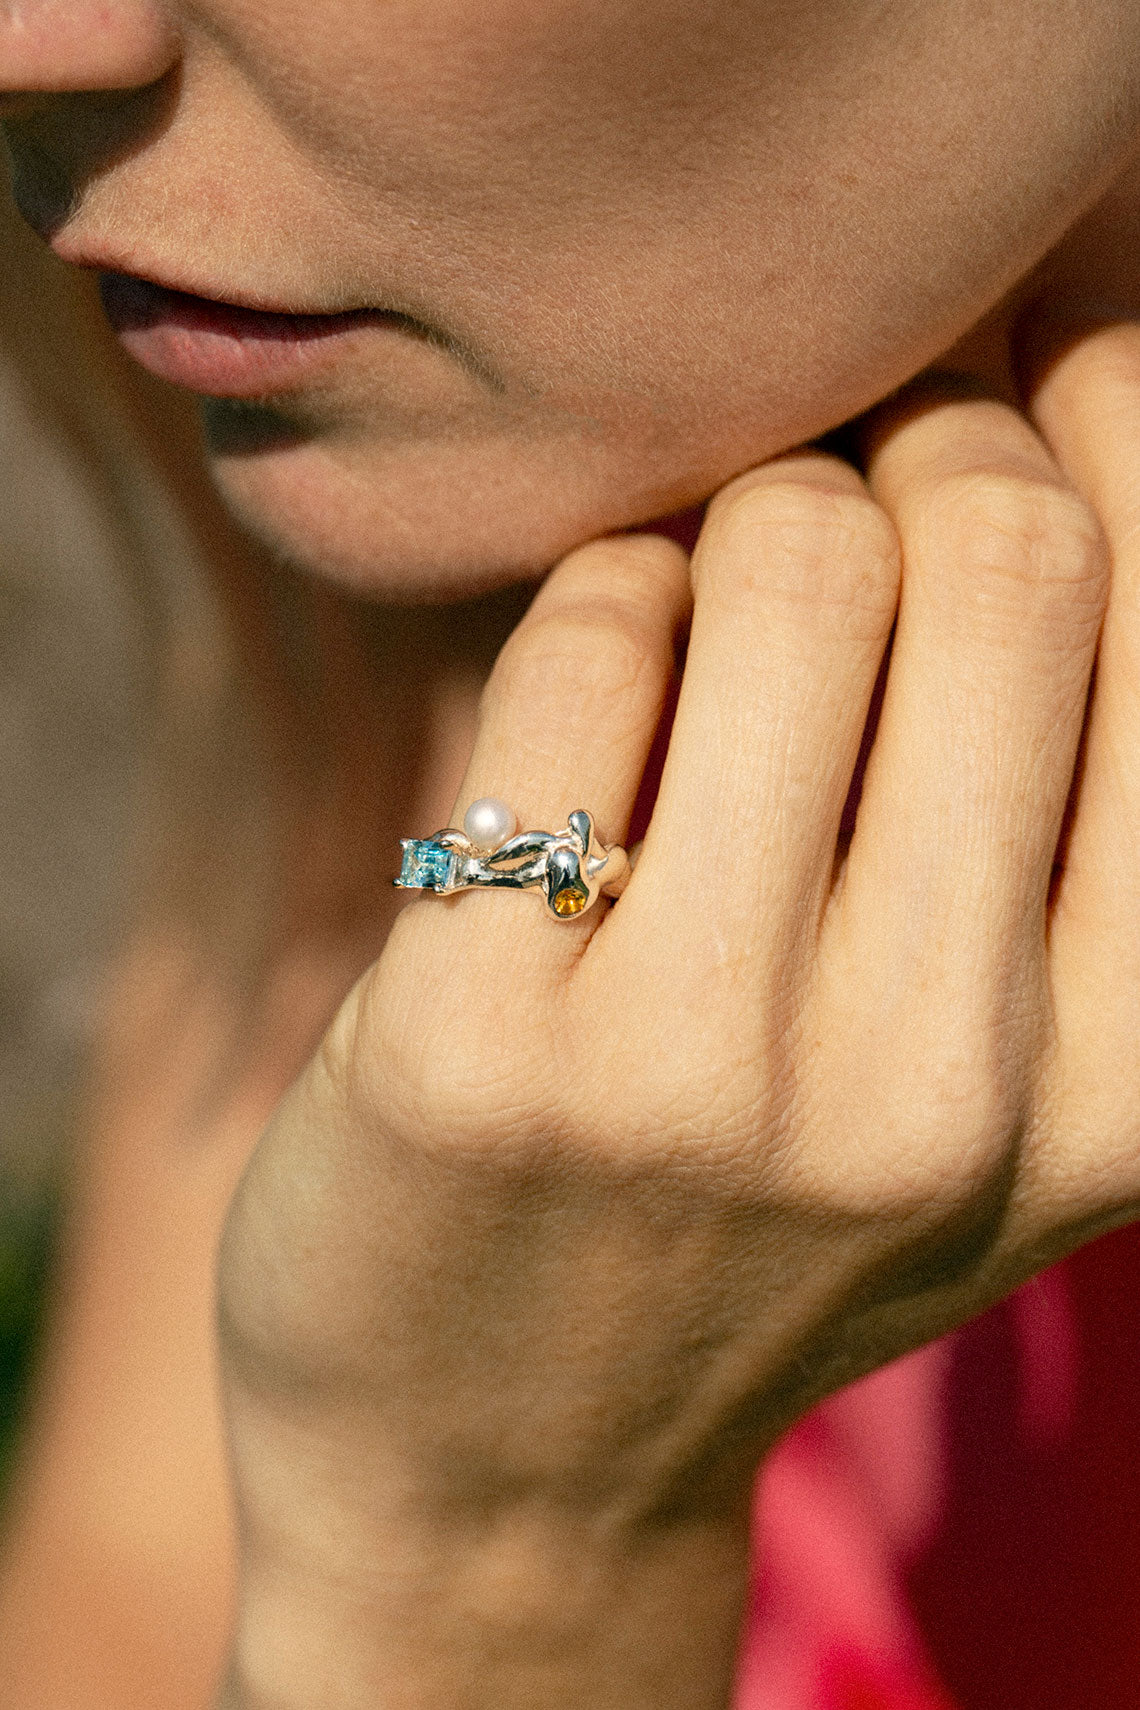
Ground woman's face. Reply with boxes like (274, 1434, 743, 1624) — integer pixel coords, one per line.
(3, 0, 1139, 595)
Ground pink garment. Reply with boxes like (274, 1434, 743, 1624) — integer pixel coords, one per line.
(734, 1224, 1140, 1709)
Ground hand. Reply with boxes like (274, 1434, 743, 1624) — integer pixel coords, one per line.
(216, 314, 1140, 1709)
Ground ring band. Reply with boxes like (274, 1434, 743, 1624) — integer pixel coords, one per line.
(395, 805, 630, 920)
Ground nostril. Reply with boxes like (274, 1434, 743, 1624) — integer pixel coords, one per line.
(0, 0, 180, 96)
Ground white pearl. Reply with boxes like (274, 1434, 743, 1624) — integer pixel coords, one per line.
(463, 796, 516, 851)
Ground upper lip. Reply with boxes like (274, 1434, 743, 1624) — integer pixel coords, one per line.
(50, 236, 366, 320)
(45, 231, 504, 391)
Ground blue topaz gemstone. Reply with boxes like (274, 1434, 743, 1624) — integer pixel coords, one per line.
(396, 839, 457, 890)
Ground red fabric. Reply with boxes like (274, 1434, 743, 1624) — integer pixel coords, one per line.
(735, 1224, 1140, 1709)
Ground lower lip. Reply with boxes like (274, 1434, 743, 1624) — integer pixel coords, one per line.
(98, 273, 380, 397)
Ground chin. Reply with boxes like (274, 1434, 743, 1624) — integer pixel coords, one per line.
(203, 409, 727, 602)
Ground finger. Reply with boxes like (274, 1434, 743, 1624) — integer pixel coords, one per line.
(422, 532, 690, 967)
(608, 453, 900, 990)
(1016, 315, 1140, 1206)
(833, 386, 1107, 1081)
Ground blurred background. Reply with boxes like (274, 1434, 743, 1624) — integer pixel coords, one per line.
(0, 175, 227, 1510)
(0, 224, 139, 1497)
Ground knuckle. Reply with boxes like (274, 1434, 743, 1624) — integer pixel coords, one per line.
(789, 1002, 1030, 1237)
(486, 535, 688, 718)
(572, 1006, 800, 1185)
(918, 469, 1107, 617)
(699, 479, 900, 631)
(408, 1051, 551, 1158)
(1053, 327, 1140, 562)
(532, 534, 688, 658)
(488, 603, 656, 716)
(348, 974, 554, 1161)
(1065, 320, 1140, 396)
(553, 531, 689, 610)
(317, 953, 509, 1123)
(895, 1049, 1024, 1213)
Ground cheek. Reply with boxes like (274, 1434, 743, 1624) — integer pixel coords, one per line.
(196, 0, 781, 271)
(199, 291, 903, 605)
(189, 0, 1140, 597)
(199, 0, 601, 194)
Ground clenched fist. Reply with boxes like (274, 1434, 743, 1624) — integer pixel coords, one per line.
(218, 316, 1140, 1710)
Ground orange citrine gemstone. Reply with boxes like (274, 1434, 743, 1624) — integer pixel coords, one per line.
(552, 889, 587, 917)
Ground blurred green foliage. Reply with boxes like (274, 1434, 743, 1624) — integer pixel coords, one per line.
(0, 1194, 55, 1494)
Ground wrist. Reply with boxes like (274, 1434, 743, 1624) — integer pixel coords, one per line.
(223, 1441, 754, 1710)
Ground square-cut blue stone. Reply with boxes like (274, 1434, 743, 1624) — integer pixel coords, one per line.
(397, 839, 456, 890)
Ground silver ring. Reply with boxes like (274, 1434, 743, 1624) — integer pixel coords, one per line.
(395, 802, 630, 920)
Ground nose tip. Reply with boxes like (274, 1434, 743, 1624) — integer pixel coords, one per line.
(0, 0, 180, 97)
